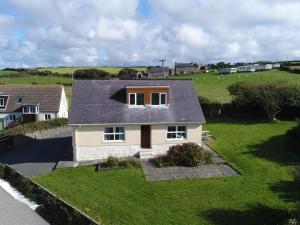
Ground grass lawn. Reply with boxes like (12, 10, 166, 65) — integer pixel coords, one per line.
(34, 120, 300, 225)
(175, 69, 300, 103)
(37, 67, 147, 75)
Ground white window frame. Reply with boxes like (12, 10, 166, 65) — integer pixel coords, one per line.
(44, 114, 51, 120)
(23, 105, 39, 114)
(103, 127, 125, 142)
(151, 92, 167, 106)
(9, 114, 16, 121)
(128, 93, 145, 107)
(166, 126, 187, 140)
(0, 98, 4, 107)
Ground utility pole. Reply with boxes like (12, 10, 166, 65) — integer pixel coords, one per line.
(159, 59, 166, 78)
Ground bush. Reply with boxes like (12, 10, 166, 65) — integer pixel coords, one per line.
(106, 156, 119, 168)
(102, 157, 140, 169)
(119, 159, 140, 169)
(152, 143, 213, 168)
(74, 69, 111, 79)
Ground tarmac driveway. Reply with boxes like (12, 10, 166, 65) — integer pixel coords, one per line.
(0, 131, 72, 177)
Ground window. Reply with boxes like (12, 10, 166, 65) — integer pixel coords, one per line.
(129, 93, 144, 106)
(104, 127, 125, 141)
(151, 93, 166, 105)
(45, 114, 51, 120)
(9, 115, 16, 120)
(23, 105, 39, 114)
(167, 126, 186, 140)
(0, 98, 4, 107)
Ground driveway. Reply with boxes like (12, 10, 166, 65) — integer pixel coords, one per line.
(0, 131, 72, 177)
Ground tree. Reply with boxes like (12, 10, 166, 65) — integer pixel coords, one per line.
(118, 68, 138, 77)
(228, 81, 300, 121)
(74, 69, 111, 79)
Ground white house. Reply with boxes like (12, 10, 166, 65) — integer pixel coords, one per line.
(0, 85, 68, 130)
(255, 64, 273, 71)
(237, 65, 256, 72)
(219, 67, 237, 74)
(69, 80, 205, 162)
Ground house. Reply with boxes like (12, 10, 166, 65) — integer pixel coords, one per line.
(119, 71, 146, 79)
(218, 67, 237, 74)
(175, 62, 200, 75)
(272, 63, 281, 68)
(237, 64, 256, 72)
(69, 80, 205, 162)
(0, 85, 68, 130)
(146, 66, 169, 79)
(255, 63, 273, 71)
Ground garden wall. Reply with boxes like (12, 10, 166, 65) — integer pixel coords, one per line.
(0, 163, 100, 225)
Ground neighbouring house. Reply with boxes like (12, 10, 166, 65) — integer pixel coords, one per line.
(255, 63, 273, 71)
(0, 85, 68, 131)
(272, 63, 281, 68)
(175, 62, 200, 75)
(237, 64, 256, 72)
(219, 67, 237, 74)
(69, 79, 205, 162)
(119, 71, 146, 79)
(146, 66, 170, 79)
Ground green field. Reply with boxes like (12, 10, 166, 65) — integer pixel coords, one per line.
(37, 67, 147, 75)
(175, 69, 300, 103)
(34, 120, 299, 225)
(0, 70, 18, 76)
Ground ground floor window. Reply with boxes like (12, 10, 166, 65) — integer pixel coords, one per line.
(45, 114, 51, 120)
(167, 126, 186, 140)
(104, 127, 125, 141)
(9, 114, 16, 120)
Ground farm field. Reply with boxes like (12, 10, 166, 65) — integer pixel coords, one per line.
(175, 69, 300, 103)
(34, 120, 299, 225)
(37, 66, 147, 75)
(0, 70, 18, 76)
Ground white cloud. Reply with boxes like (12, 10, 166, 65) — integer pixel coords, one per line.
(0, 0, 300, 68)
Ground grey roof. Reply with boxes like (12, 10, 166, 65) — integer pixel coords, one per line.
(69, 80, 205, 125)
(148, 66, 169, 73)
(175, 62, 197, 68)
(0, 85, 63, 112)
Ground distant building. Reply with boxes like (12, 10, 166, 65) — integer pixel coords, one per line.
(272, 63, 281, 68)
(237, 65, 256, 72)
(219, 67, 237, 74)
(255, 63, 273, 71)
(147, 66, 169, 79)
(175, 62, 200, 75)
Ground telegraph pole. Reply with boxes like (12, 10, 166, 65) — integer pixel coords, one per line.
(159, 59, 166, 78)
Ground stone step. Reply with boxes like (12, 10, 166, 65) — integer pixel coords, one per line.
(139, 150, 153, 159)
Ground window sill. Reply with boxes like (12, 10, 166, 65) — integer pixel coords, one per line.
(166, 138, 186, 142)
(103, 140, 125, 143)
(128, 105, 146, 108)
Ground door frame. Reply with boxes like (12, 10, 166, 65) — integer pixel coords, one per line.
(141, 125, 151, 149)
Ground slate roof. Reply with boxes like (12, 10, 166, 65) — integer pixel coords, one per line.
(69, 80, 205, 125)
(148, 66, 169, 73)
(175, 62, 198, 68)
(0, 85, 63, 113)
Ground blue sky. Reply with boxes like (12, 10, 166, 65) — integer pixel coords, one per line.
(0, 0, 300, 68)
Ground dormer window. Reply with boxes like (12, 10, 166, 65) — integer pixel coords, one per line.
(151, 93, 166, 106)
(23, 105, 39, 114)
(0, 98, 4, 107)
(129, 93, 145, 106)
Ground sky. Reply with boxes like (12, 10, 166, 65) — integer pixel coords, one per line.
(0, 0, 300, 68)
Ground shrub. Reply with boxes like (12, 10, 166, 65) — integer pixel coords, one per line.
(74, 69, 111, 79)
(105, 156, 119, 168)
(119, 159, 140, 169)
(152, 143, 213, 167)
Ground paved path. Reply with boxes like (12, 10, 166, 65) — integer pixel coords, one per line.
(141, 144, 238, 181)
(0, 131, 72, 177)
(0, 187, 49, 225)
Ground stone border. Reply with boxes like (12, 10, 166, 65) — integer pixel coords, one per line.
(0, 163, 100, 225)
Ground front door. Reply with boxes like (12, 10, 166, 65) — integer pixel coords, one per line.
(141, 125, 151, 148)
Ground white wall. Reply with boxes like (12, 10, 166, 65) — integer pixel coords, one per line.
(73, 124, 202, 161)
(57, 86, 68, 118)
(0, 112, 22, 128)
(37, 113, 57, 121)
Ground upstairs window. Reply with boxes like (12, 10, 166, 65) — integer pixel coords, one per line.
(23, 105, 39, 114)
(0, 98, 4, 107)
(151, 93, 166, 105)
(104, 127, 125, 141)
(129, 93, 144, 106)
(167, 126, 186, 140)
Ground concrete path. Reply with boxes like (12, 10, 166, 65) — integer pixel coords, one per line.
(0, 187, 49, 225)
(0, 131, 72, 177)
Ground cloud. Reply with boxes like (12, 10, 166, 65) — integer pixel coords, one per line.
(0, 0, 300, 68)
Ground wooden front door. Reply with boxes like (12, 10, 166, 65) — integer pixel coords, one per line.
(141, 125, 151, 148)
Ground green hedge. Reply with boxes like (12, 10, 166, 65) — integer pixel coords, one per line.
(0, 118, 68, 137)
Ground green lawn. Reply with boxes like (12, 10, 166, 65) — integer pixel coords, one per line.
(34, 120, 299, 225)
(38, 67, 147, 75)
(175, 69, 300, 103)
